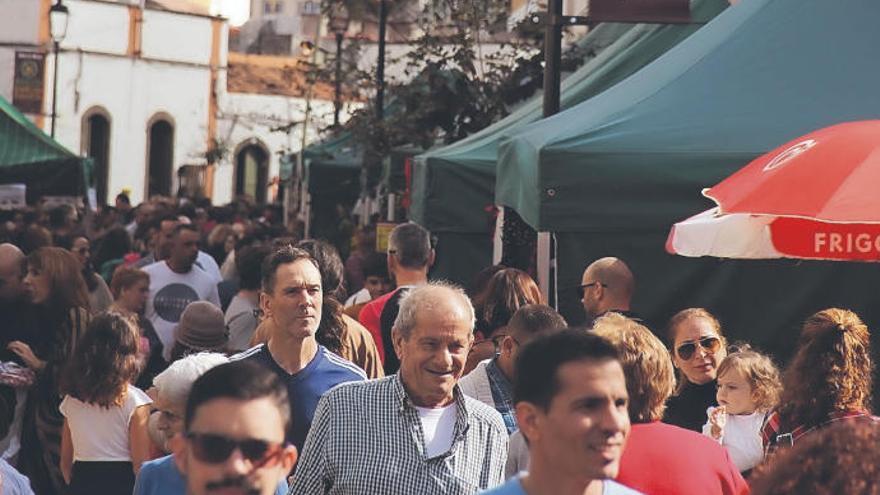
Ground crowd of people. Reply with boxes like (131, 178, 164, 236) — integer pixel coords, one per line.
(0, 194, 876, 495)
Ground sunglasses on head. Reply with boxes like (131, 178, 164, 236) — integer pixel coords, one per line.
(675, 336, 722, 360)
(186, 432, 285, 466)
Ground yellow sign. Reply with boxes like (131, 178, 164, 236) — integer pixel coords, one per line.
(376, 222, 398, 253)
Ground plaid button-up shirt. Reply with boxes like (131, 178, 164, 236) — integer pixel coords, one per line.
(289, 374, 509, 494)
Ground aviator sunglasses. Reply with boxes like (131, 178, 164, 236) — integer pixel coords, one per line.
(675, 336, 722, 360)
(186, 432, 286, 466)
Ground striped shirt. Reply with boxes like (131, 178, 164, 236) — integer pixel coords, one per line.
(234, 344, 366, 452)
(289, 374, 508, 494)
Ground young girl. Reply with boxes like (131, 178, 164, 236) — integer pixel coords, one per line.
(59, 312, 153, 495)
(703, 346, 782, 473)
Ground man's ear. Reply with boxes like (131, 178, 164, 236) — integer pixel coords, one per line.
(170, 433, 188, 472)
(516, 402, 540, 445)
(500, 335, 516, 357)
(391, 327, 406, 359)
(280, 445, 298, 473)
(260, 291, 273, 320)
(427, 249, 436, 268)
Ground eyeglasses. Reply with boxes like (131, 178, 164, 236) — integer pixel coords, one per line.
(675, 336, 722, 361)
(577, 282, 606, 299)
(185, 432, 286, 466)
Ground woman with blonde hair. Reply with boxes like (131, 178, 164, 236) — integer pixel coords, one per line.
(761, 308, 875, 452)
(664, 308, 728, 432)
(12, 247, 90, 494)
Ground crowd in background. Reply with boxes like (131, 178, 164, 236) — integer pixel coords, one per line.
(0, 193, 875, 495)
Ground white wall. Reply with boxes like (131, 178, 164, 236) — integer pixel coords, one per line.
(0, 0, 39, 45)
(51, 52, 212, 204)
(63, 0, 130, 55)
(142, 9, 214, 65)
(214, 88, 344, 205)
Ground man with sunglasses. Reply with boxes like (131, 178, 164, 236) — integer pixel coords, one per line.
(460, 304, 567, 434)
(172, 360, 297, 495)
(578, 257, 636, 326)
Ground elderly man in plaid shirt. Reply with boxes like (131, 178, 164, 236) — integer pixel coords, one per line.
(289, 282, 508, 494)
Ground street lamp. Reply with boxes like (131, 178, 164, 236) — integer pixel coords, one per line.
(49, 0, 69, 138)
(328, 6, 350, 127)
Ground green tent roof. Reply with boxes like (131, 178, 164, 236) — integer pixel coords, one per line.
(410, 0, 727, 234)
(0, 96, 90, 202)
(497, 0, 880, 233)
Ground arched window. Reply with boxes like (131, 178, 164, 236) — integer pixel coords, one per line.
(147, 117, 174, 198)
(235, 143, 269, 203)
(81, 108, 111, 206)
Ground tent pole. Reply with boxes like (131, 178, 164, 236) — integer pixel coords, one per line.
(537, 232, 552, 304)
(492, 206, 503, 265)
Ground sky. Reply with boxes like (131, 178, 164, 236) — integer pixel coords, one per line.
(214, 0, 250, 26)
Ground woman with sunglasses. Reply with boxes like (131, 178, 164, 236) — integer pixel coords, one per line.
(61, 236, 114, 314)
(664, 308, 728, 432)
(58, 312, 152, 495)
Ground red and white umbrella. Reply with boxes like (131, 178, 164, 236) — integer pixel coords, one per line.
(667, 121, 880, 261)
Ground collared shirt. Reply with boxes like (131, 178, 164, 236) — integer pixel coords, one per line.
(484, 358, 516, 434)
(289, 374, 509, 495)
(234, 344, 366, 452)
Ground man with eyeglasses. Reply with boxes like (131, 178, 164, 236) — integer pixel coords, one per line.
(171, 360, 296, 495)
(460, 304, 567, 434)
(579, 257, 637, 326)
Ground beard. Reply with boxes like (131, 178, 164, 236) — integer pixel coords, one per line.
(203, 475, 261, 495)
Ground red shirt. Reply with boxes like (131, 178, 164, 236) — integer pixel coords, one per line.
(618, 421, 749, 495)
(357, 289, 399, 363)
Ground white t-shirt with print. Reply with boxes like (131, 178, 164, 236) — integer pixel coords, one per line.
(143, 261, 221, 357)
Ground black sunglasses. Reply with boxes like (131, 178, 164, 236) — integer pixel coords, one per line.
(675, 336, 722, 361)
(186, 432, 285, 465)
(576, 282, 607, 299)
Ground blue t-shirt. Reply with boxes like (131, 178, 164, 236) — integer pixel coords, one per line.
(480, 474, 643, 495)
(236, 344, 367, 450)
(133, 454, 287, 495)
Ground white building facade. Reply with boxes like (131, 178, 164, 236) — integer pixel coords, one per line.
(0, 0, 335, 206)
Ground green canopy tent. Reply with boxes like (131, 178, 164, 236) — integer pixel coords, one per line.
(0, 96, 91, 203)
(496, 0, 880, 362)
(410, 0, 727, 287)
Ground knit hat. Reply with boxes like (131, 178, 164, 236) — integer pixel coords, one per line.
(174, 301, 228, 351)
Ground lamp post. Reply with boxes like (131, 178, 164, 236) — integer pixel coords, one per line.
(49, 0, 69, 138)
(328, 6, 350, 127)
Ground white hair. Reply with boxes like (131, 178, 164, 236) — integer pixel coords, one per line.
(393, 281, 475, 339)
(152, 352, 229, 408)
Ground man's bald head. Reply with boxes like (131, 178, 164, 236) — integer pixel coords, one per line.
(0, 244, 26, 302)
(580, 257, 635, 320)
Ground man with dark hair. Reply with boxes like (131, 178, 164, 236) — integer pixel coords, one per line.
(144, 224, 221, 358)
(344, 252, 392, 312)
(225, 245, 271, 351)
(172, 360, 297, 495)
(235, 246, 365, 453)
(460, 304, 566, 434)
(295, 240, 383, 379)
(135, 214, 180, 268)
(482, 330, 640, 495)
(290, 282, 507, 494)
(358, 222, 434, 375)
